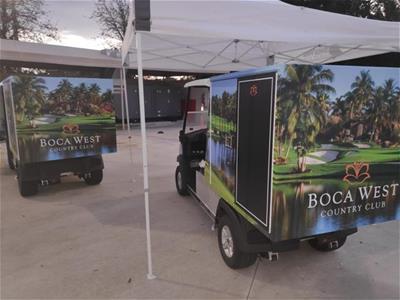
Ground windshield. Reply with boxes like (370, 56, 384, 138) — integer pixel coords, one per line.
(184, 86, 209, 133)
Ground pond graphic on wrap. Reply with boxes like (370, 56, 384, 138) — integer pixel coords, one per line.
(207, 78, 237, 198)
(272, 64, 400, 240)
(11, 75, 116, 163)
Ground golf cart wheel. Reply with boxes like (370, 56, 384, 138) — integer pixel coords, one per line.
(18, 176, 38, 197)
(83, 170, 103, 185)
(217, 215, 257, 269)
(308, 236, 347, 252)
(175, 165, 189, 196)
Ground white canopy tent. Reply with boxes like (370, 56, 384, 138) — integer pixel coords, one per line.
(122, 0, 399, 72)
(121, 0, 400, 279)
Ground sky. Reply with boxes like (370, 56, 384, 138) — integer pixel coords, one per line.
(276, 65, 399, 102)
(42, 0, 119, 50)
(211, 65, 399, 103)
(212, 79, 237, 98)
(327, 65, 400, 99)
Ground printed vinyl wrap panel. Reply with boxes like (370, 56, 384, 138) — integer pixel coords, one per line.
(271, 65, 400, 241)
(7, 75, 116, 164)
(206, 78, 238, 208)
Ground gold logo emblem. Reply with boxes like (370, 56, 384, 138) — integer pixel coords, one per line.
(63, 124, 80, 134)
(343, 162, 370, 184)
(249, 84, 258, 96)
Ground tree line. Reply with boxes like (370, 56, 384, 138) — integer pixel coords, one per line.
(330, 72, 399, 144)
(13, 75, 113, 123)
(276, 65, 400, 172)
(211, 90, 236, 125)
(281, 0, 400, 21)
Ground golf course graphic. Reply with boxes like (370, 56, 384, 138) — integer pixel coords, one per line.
(272, 65, 399, 240)
(10, 75, 116, 163)
(207, 65, 399, 240)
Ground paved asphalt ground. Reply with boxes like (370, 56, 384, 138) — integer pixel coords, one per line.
(1, 123, 399, 299)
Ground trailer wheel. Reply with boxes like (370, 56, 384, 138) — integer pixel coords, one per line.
(217, 215, 257, 269)
(18, 176, 38, 197)
(308, 236, 347, 252)
(83, 170, 103, 185)
(175, 165, 189, 195)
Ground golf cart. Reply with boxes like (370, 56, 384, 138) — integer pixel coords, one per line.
(0, 75, 117, 197)
(175, 64, 400, 269)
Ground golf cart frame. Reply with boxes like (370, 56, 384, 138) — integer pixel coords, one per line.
(175, 74, 359, 269)
(0, 77, 108, 197)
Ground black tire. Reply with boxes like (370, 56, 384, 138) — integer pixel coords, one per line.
(175, 165, 189, 196)
(308, 236, 347, 252)
(83, 170, 103, 185)
(217, 214, 257, 269)
(18, 175, 38, 197)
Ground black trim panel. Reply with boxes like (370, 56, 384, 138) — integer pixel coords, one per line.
(236, 74, 276, 226)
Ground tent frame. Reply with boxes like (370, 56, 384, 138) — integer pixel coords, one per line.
(136, 32, 156, 280)
(122, 29, 156, 279)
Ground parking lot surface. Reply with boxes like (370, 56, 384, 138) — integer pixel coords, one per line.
(1, 123, 399, 299)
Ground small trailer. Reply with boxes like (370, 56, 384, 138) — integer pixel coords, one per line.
(175, 64, 400, 268)
(0, 75, 117, 196)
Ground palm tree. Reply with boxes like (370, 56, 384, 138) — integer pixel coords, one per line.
(330, 95, 351, 143)
(275, 94, 285, 159)
(101, 89, 113, 104)
(278, 65, 335, 172)
(331, 95, 351, 124)
(368, 86, 388, 142)
(47, 79, 73, 114)
(72, 83, 87, 114)
(349, 70, 374, 120)
(365, 79, 399, 144)
(383, 79, 400, 131)
(88, 83, 101, 105)
(13, 75, 47, 122)
(56, 79, 73, 112)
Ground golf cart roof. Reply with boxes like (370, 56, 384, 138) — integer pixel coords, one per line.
(184, 79, 210, 88)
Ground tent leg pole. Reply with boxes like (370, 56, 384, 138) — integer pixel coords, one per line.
(122, 67, 131, 135)
(136, 31, 156, 280)
(122, 65, 135, 181)
(120, 68, 126, 130)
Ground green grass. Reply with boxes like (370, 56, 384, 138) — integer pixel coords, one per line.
(17, 115, 115, 132)
(211, 115, 235, 133)
(205, 163, 257, 226)
(274, 147, 400, 181)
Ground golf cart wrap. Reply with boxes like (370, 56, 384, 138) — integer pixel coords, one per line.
(176, 64, 399, 267)
(0, 75, 117, 196)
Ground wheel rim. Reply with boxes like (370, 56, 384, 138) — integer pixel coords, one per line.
(221, 225, 234, 258)
(177, 170, 183, 190)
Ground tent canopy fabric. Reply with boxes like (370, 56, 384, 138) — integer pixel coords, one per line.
(122, 0, 400, 73)
(1, 39, 121, 68)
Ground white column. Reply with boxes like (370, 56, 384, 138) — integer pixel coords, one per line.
(136, 31, 155, 280)
(120, 68, 126, 130)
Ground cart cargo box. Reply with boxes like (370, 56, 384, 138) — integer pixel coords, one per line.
(176, 64, 400, 268)
(0, 75, 117, 196)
